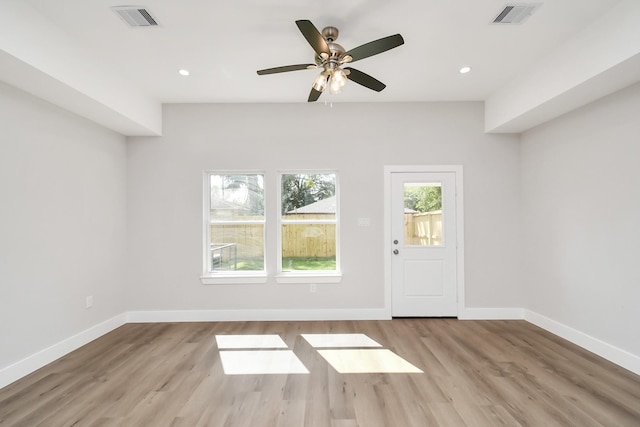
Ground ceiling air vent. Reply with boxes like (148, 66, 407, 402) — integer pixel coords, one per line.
(493, 3, 542, 24)
(112, 6, 159, 27)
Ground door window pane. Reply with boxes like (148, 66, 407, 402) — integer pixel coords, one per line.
(403, 182, 442, 246)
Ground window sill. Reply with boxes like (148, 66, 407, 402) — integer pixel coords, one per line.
(200, 273, 342, 285)
(275, 273, 342, 284)
(200, 274, 268, 285)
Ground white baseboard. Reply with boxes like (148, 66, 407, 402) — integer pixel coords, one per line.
(524, 310, 640, 376)
(126, 308, 391, 323)
(458, 307, 524, 320)
(0, 313, 127, 389)
(126, 307, 528, 323)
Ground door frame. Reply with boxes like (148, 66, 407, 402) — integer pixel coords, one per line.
(383, 165, 465, 318)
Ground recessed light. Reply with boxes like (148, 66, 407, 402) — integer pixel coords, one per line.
(459, 66, 471, 74)
(178, 69, 190, 76)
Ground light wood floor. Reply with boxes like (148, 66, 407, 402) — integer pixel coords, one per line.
(1, 319, 639, 426)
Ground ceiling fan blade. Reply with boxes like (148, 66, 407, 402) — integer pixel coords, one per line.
(344, 34, 404, 62)
(308, 87, 323, 102)
(257, 64, 316, 75)
(344, 67, 386, 92)
(296, 20, 330, 57)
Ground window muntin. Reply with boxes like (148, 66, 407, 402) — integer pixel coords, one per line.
(279, 173, 339, 273)
(206, 173, 265, 274)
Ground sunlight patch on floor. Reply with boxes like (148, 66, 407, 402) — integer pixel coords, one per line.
(219, 350, 309, 375)
(301, 333, 382, 348)
(317, 349, 424, 373)
(215, 334, 288, 349)
(216, 333, 423, 375)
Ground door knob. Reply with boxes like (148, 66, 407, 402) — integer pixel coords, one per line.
(393, 249, 399, 255)
(393, 240, 398, 245)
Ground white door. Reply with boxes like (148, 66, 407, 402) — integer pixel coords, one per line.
(390, 171, 458, 317)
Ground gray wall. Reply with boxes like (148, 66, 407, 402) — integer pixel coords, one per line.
(521, 82, 640, 357)
(3, 79, 639, 376)
(0, 82, 127, 369)
(126, 102, 522, 312)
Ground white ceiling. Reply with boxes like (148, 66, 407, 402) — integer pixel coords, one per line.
(1, 0, 639, 136)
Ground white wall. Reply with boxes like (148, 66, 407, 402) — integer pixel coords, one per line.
(0, 82, 128, 371)
(126, 102, 522, 314)
(521, 82, 640, 357)
(3, 79, 638, 382)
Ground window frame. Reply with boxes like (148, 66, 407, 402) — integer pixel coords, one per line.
(276, 170, 342, 283)
(201, 171, 267, 285)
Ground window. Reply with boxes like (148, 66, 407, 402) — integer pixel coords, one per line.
(203, 173, 265, 280)
(279, 172, 339, 278)
(202, 171, 341, 284)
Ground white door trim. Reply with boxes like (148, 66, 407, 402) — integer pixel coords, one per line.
(383, 165, 465, 317)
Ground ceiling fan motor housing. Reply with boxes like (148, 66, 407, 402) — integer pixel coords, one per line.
(314, 26, 346, 65)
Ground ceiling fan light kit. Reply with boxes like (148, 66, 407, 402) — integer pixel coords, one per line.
(257, 20, 404, 102)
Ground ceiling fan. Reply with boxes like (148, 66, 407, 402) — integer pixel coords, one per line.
(257, 20, 404, 102)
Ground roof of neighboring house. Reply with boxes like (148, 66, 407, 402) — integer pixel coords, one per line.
(287, 195, 336, 214)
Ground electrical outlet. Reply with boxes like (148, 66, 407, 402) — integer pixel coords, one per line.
(86, 296, 93, 309)
(309, 283, 317, 293)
